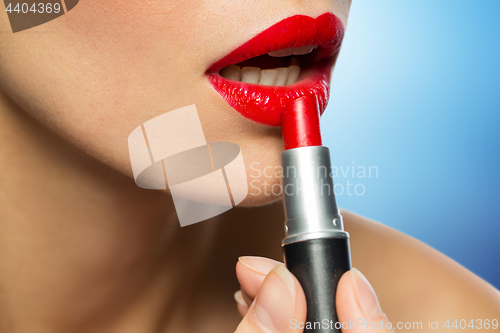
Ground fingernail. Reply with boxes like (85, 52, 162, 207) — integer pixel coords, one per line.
(254, 265, 295, 332)
(238, 256, 282, 275)
(234, 290, 247, 306)
(351, 268, 384, 317)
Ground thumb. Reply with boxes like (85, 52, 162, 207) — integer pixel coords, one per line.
(336, 268, 395, 333)
(235, 264, 306, 333)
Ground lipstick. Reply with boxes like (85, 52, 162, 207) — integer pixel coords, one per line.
(281, 95, 351, 332)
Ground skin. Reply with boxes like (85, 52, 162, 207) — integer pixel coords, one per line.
(0, 1, 499, 332)
(0, 0, 351, 206)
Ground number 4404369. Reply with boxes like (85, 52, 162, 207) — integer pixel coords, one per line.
(6, 3, 62, 14)
(444, 319, 498, 329)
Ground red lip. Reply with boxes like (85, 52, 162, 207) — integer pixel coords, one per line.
(206, 13, 344, 127)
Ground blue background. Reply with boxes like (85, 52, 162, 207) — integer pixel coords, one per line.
(323, 0, 500, 288)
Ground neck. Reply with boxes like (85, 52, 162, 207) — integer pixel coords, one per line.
(0, 91, 222, 332)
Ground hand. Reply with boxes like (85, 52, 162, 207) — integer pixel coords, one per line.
(233, 256, 395, 333)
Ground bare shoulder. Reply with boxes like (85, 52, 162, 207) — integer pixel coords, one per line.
(341, 209, 500, 326)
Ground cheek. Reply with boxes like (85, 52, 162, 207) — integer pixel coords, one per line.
(0, 0, 217, 173)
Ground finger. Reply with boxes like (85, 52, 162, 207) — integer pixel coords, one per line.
(336, 268, 395, 333)
(241, 289, 253, 306)
(235, 265, 307, 333)
(236, 256, 283, 304)
(234, 290, 250, 317)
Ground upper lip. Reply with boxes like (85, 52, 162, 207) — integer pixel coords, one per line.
(207, 13, 345, 73)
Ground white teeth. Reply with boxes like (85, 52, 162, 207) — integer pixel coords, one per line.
(274, 67, 289, 86)
(293, 45, 315, 55)
(268, 45, 316, 57)
(286, 66, 300, 86)
(241, 67, 261, 84)
(219, 64, 300, 86)
(268, 48, 294, 57)
(219, 64, 241, 81)
(259, 69, 278, 85)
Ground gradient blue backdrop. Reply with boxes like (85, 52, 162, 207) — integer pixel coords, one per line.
(323, 0, 500, 288)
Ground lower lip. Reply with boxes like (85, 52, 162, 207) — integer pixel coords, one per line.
(206, 57, 334, 127)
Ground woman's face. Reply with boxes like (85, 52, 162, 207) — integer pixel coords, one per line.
(0, 0, 351, 206)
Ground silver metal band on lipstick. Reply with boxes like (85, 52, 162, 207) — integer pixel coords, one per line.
(281, 146, 349, 245)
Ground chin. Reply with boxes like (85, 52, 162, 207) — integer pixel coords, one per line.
(238, 177, 283, 207)
(157, 165, 283, 208)
(237, 146, 284, 207)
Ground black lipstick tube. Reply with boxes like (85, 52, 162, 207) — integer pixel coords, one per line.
(281, 98, 352, 333)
